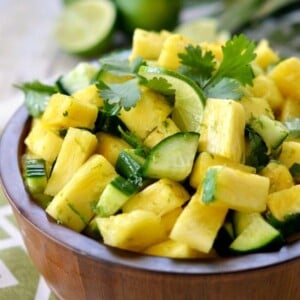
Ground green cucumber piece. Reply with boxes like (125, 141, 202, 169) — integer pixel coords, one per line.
(142, 132, 199, 181)
(248, 115, 288, 153)
(95, 175, 138, 217)
(229, 212, 283, 253)
(25, 158, 48, 194)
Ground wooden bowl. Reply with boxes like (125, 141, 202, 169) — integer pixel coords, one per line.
(1, 105, 300, 300)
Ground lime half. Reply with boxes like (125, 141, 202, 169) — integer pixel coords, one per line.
(138, 66, 206, 133)
(55, 0, 116, 57)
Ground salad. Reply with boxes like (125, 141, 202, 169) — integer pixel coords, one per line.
(19, 28, 300, 258)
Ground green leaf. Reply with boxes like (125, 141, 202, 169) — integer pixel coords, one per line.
(289, 163, 300, 179)
(205, 77, 243, 100)
(202, 167, 218, 204)
(141, 77, 175, 96)
(210, 34, 256, 87)
(178, 44, 216, 87)
(98, 78, 141, 115)
(16, 80, 58, 117)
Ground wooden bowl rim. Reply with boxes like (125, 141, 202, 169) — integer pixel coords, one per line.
(1, 105, 300, 275)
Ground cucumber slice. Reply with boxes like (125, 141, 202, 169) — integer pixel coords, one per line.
(142, 132, 200, 181)
(25, 158, 48, 194)
(229, 212, 283, 253)
(56, 62, 99, 95)
(96, 176, 138, 217)
(248, 115, 288, 153)
(138, 65, 206, 133)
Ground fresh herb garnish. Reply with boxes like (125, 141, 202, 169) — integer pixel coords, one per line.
(178, 34, 256, 100)
(16, 80, 59, 117)
(97, 78, 141, 116)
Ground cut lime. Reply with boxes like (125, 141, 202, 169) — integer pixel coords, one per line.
(139, 66, 206, 133)
(55, 0, 116, 57)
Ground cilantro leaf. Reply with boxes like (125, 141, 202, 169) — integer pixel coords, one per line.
(205, 77, 243, 100)
(210, 34, 256, 87)
(98, 78, 141, 115)
(16, 80, 58, 117)
(141, 77, 175, 96)
(99, 52, 146, 76)
(178, 45, 216, 87)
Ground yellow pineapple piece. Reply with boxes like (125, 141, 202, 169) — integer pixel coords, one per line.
(199, 98, 246, 163)
(269, 57, 300, 101)
(160, 207, 183, 234)
(42, 93, 98, 129)
(247, 75, 284, 114)
(143, 239, 216, 259)
(122, 178, 190, 216)
(129, 28, 171, 61)
(278, 141, 300, 169)
(119, 87, 172, 139)
(267, 185, 300, 221)
(96, 132, 131, 166)
(170, 194, 228, 253)
(143, 118, 180, 148)
(157, 33, 194, 70)
(201, 166, 269, 212)
(279, 97, 300, 122)
(260, 161, 294, 193)
(199, 41, 224, 63)
(45, 128, 98, 196)
(96, 210, 166, 251)
(189, 152, 256, 189)
(240, 96, 274, 122)
(46, 154, 116, 232)
(25, 119, 63, 163)
(72, 84, 103, 108)
(254, 39, 279, 70)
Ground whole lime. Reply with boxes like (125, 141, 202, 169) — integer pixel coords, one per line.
(114, 0, 182, 33)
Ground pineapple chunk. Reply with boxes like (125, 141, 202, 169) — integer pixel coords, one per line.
(279, 97, 300, 122)
(247, 75, 284, 114)
(42, 93, 98, 129)
(45, 128, 97, 196)
(96, 210, 166, 251)
(199, 98, 246, 163)
(25, 119, 63, 163)
(278, 141, 300, 169)
(129, 28, 171, 61)
(260, 161, 294, 193)
(202, 166, 269, 212)
(96, 132, 131, 166)
(199, 41, 224, 64)
(267, 185, 300, 221)
(119, 87, 172, 139)
(72, 84, 103, 108)
(170, 194, 228, 253)
(157, 33, 194, 70)
(160, 207, 183, 234)
(122, 178, 190, 216)
(254, 39, 279, 70)
(143, 118, 180, 148)
(269, 57, 300, 101)
(190, 152, 256, 189)
(46, 154, 116, 232)
(143, 239, 216, 259)
(240, 96, 274, 122)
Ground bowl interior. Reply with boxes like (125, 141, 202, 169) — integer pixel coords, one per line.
(1, 105, 300, 274)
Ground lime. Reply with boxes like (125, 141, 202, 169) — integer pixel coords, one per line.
(175, 18, 230, 43)
(138, 66, 206, 133)
(114, 0, 181, 33)
(55, 0, 117, 57)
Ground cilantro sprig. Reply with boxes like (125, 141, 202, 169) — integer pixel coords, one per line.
(178, 34, 256, 100)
